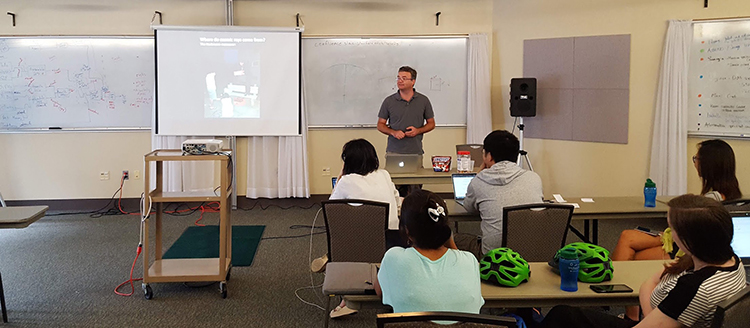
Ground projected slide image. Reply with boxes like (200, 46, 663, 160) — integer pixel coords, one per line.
(204, 49, 261, 118)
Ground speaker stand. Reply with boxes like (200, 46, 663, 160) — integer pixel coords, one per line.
(516, 117, 534, 172)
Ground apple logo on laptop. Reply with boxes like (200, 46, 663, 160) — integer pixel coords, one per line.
(399, 162, 405, 167)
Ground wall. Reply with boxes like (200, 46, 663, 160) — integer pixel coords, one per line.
(493, 0, 750, 198)
(0, 0, 492, 200)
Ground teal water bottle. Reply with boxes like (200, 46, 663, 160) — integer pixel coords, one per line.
(559, 247, 579, 292)
(644, 178, 657, 208)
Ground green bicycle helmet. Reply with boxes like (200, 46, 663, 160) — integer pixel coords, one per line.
(479, 248, 531, 287)
(549, 242, 614, 283)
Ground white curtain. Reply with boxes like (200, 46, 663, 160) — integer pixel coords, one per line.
(150, 135, 214, 192)
(466, 33, 493, 144)
(649, 20, 693, 195)
(245, 79, 310, 199)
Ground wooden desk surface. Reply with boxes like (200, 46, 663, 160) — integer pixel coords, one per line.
(388, 168, 458, 185)
(0, 206, 49, 229)
(445, 196, 671, 221)
(480, 260, 665, 308)
(344, 260, 666, 309)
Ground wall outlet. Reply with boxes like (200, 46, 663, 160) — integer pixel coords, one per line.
(122, 170, 129, 180)
(133, 170, 141, 180)
(100, 171, 110, 181)
(322, 167, 331, 176)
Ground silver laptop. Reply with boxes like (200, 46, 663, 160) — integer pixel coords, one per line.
(731, 215, 750, 269)
(452, 173, 476, 207)
(385, 154, 420, 174)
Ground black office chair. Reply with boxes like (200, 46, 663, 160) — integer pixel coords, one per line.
(710, 285, 750, 328)
(321, 199, 389, 328)
(502, 203, 575, 262)
(377, 312, 518, 328)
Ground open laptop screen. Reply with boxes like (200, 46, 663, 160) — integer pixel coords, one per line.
(452, 174, 476, 200)
(731, 215, 750, 263)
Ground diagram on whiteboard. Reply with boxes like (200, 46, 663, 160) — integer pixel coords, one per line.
(0, 38, 154, 129)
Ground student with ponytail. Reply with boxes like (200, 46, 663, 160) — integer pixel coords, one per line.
(375, 190, 484, 314)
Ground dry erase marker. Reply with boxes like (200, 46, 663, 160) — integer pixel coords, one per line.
(49, 127, 62, 130)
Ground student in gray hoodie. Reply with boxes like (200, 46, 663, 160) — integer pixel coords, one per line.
(454, 130, 544, 259)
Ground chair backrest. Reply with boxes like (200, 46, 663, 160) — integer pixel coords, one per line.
(377, 312, 518, 328)
(322, 199, 389, 263)
(723, 199, 750, 214)
(456, 144, 483, 168)
(502, 203, 574, 262)
(711, 285, 750, 328)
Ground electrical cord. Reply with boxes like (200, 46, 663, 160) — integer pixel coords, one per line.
(511, 117, 519, 134)
(114, 192, 150, 297)
(294, 207, 327, 311)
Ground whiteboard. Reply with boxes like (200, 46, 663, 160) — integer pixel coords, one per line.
(0, 37, 153, 130)
(303, 37, 468, 127)
(689, 20, 750, 137)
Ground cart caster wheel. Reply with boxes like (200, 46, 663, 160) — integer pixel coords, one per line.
(143, 285, 153, 300)
(219, 282, 227, 299)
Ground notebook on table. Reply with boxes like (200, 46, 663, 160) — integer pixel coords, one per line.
(452, 173, 476, 207)
(385, 154, 420, 174)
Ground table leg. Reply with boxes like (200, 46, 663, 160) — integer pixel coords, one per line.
(592, 220, 599, 245)
(583, 220, 590, 243)
(0, 271, 7, 323)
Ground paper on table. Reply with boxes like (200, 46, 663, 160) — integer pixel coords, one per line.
(581, 198, 595, 203)
(553, 194, 566, 203)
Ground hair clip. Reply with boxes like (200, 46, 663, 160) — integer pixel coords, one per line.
(427, 202, 445, 222)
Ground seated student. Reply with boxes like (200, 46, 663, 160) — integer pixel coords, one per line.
(319, 138, 403, 319)
(454, 130, 544, 259)
(612, 139, 742, 320)
(375, 190, 484, 313)
(541, 194, 747, 328)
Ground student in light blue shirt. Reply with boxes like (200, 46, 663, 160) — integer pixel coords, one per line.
(375, 190, 484, 314)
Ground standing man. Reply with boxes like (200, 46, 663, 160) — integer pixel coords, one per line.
(377, 66, 435, 157)
(377, 66, 435, 194)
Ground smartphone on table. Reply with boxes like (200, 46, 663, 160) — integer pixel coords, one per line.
(590, 284, 634, 293)
(635, 226, 660, 237)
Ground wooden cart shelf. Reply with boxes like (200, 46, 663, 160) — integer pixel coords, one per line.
(142, 149, 233, 299)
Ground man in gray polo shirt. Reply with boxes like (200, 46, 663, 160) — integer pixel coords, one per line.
(377, 66, 435, 155)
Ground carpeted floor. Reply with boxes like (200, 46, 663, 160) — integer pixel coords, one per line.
(0, 202, 667, 327)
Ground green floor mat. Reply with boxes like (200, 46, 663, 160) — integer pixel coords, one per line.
(162, 225, 265, 266)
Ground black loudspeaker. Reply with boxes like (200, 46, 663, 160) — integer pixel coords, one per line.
(509, 78, 537, 117)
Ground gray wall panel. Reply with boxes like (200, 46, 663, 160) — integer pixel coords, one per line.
(573, 35, 631, 89)
(523, 37, 575, 89)
(525, 88, 574, 140)
(572, 89, 629, 144)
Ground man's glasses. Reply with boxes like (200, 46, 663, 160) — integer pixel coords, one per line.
(396, 77, 413, 81)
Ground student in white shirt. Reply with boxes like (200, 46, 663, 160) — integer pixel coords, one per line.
(322, 138, 403, 319)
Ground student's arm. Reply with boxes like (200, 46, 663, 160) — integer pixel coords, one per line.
(463, 180, 480, 213)
(378, 118, 405, 139)
(633, 308, 682, 328)
(374, 271, 383, 297)
(639, 269, 664, 317)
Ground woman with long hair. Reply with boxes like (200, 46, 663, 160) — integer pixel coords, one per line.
(542, 194, 746, 328)
(612, 139, 742, 320)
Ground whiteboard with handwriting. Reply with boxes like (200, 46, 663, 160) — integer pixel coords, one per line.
(689, 20, 750, 137)
(0, 37, 153, 130)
